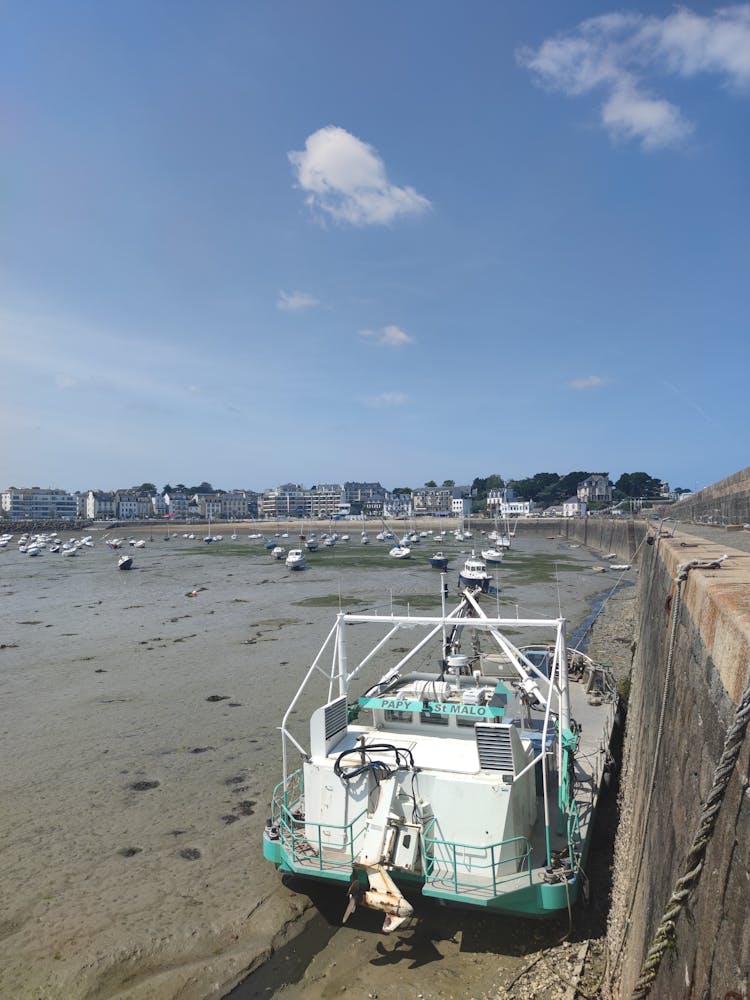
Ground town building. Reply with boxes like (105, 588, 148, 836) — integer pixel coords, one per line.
(1, 487, 79, 520)
(562, 496, 587, 518)
(577, 474, 612, 504)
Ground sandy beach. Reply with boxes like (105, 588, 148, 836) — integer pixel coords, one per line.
(0, 523, 634, 999)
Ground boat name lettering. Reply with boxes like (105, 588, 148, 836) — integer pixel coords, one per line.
(358, 696, 502, 718)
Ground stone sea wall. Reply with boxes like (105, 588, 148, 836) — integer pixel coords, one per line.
(668, 464, 750, 526)
(604, 530, 750, 999)
(522, 512, 750, 998)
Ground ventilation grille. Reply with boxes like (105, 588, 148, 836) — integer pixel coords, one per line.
(475, 723, 514, 772)
(324, 696, 348, 740)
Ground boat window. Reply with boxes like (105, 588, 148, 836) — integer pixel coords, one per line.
(384, 709, 414, 724)
(419, 708, 449, 726)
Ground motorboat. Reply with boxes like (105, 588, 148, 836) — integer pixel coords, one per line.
(286, 549, 306, 571)
(263, 586, 619, 929)
(430, 551, 449, 569)
(480, 546, 505, 565)
(305, 537, 319, 551)
(458, 552, 491, 592)
(272, 546, 286, 560)
(118, 554, 133, 570)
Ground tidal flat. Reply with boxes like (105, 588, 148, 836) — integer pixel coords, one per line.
(0, 526, 632, 999)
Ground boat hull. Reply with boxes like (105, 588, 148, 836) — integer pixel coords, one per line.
(458, 572, 490, 592)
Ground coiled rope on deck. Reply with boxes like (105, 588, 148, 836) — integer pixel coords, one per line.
(627, 557, 750, 1000)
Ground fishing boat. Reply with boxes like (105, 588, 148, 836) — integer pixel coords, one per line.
(458, 552, 492, 592)
(118, 554, 133, 570)
(286, 549, 306, 571)
(263, 585, 619, 929)
(430, 551, 449, 569)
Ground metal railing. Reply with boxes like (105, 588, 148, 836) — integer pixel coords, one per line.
(422, 818, 533, 898)
(271, 770, 368, 875)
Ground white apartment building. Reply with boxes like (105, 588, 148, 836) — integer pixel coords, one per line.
(562, 497, 587, 518)
(1, 487, 78, 520)
(86, 490, 117, 519)
(412, 486, 454, 516)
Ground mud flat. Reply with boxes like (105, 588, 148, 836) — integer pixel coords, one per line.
(0, 529, 633, 999)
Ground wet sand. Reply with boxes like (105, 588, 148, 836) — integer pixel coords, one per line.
(0, 525, 633, 999)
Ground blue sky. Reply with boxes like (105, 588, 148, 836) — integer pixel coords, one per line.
(2, 1, 748, 495)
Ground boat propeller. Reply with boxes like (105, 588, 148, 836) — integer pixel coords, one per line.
(343, 863, 413, 933)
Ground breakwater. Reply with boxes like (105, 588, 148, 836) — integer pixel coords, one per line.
(524, 512, 750, 999)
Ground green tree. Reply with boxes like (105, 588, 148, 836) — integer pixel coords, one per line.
(424, 480, 437, 488)
(508, 473, 560, 502)
(471, 474, 505, 508)
(614, 472, 662, 498)
(442, 479, 455, 488)
(392, 486, 413, 495)
(135, 482, 157, 495)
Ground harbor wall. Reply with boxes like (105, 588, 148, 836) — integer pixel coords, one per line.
(603, 529, 750, 1000)
(666, 464, 750, 526)
(522, 513, 750, 998)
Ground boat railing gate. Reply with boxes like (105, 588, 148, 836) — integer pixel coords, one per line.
(421, 818, 533, 898)
(271, 769, 368, 875)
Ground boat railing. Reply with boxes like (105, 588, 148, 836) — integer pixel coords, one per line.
(271, 769, 368, 875)
(421, 818, 533, 897)
(566, 798, 583, 869)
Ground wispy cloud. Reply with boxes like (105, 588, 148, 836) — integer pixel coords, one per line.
(277, 289, 320, 311)
(567, 374, 611, 390)
(359, 325, 415, 347)
(289, 125, 431, 225)
(365, 391, 410, 408)
(518, 6, 750, 149)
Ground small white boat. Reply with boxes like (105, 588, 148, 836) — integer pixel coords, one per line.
(305, 537, 319, 551)
(458, 552, 491, 592)
(430, 551, 449, 569)
(480, 547, 505, 565)
(286, 549, 306, 570)
(272, 545, 286, 560)
(118, 554, 133, 570)
(134, 539, 146, 549)
(389, 544, 411, 559)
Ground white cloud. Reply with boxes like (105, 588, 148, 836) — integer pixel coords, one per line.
(365, 391, 410, 408)
(359, 325, 415, 347)
(518, 5, 750, 149)
(277, 289, 320, 311)
(289, 126, 431, 225)
(567, 374, 611, 390)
